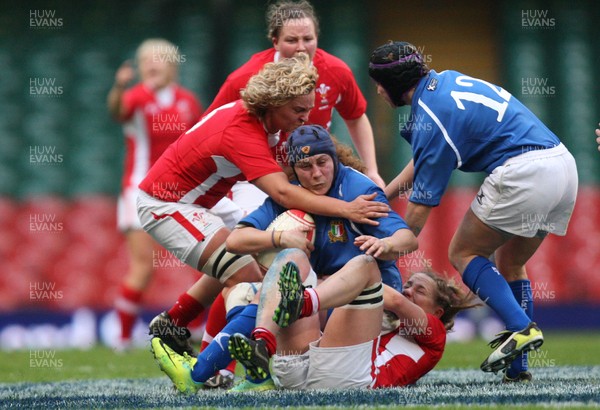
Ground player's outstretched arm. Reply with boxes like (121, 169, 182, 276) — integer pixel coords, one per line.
(253, 172, 390, 226)
(404, 201, 433, 237)
(107, 60, 135, 120)
(226, 225, 313, 256)
(354, 228, 418, 261)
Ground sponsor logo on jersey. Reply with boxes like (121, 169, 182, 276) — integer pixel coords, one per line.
(328, 220, 347, 243)
(426, 78, 438, 91)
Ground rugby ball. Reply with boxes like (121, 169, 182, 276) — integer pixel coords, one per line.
(255, 209, 316, 272)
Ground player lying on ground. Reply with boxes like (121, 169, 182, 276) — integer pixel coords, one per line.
(369, 41, 578, 381)
(228, 250, 478, 389)
(138, 56, 390, 357)
(149, 124, 417, 393)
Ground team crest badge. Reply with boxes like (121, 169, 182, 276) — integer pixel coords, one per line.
(328, 220, 347, 243)
(191, 211, 208, 227)
(301, 146, 311, 154)
(316, 83, 330, 106)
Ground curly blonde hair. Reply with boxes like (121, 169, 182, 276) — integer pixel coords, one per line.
(241, 54, 318, 119)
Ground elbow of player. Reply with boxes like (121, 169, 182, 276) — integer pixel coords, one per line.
(225, 232, 243, 254)
(397, 230, 419, 257)
(270, 183, 297, 210)
(407, 235, 419, 253)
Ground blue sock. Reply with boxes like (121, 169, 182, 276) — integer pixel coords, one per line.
(191, 303, 258, 383)
(507, 280, 533, 377)
(462, 256, 530, 331)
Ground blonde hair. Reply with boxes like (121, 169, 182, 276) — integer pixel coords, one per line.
(266, 0, 320, 40)
(242, 54, 318, 118)
(136, 38, 180, 65)
(418, 271, 481, 332)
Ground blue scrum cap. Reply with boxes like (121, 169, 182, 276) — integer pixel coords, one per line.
(286, 125, 337, 167)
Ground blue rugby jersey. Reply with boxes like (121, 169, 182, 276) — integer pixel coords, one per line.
(240, 165, 410, 292)
(402, 69, 560, 206)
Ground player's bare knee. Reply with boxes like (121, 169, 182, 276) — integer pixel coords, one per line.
(224, 282, 261, 314)
(272, 248, 310, 272)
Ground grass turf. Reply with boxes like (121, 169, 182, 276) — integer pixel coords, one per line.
(2, 331, 599, 383)
(1, 332, 599, 409)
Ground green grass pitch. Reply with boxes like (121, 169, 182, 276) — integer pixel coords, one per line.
(1, 331, 599, 409)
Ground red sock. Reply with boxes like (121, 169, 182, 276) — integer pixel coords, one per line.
(251, 327, 277, 356)
(167, 292, 205, 327)
(301, 288, 319, 318)
(224, 359, 237, 374)
(200, 292, 227, 351)
(115, 284, 143, 341)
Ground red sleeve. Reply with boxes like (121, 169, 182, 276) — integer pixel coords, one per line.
(119, 87, 139, 122)
(221, 122, 282, 182)
(332, 64, 367, 121)
(413, 313, 446, 350)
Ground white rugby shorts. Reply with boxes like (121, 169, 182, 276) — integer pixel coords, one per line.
(117, 185, 143, 231)
(471, 144, 577, 237)
(136, 190, 227, 269)
(231, 181, 268, 216)
(272, 338, 377, 390)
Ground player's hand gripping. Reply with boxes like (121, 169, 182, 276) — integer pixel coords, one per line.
(344, 193, 389, 226)
(354, 235, 392, 259)
(279, 228, 315, 256)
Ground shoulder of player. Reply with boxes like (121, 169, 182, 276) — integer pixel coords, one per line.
(412, 71, 460, 119)
(123, 83, 149, 99)
(313, 49, 356, 80)
(225, 49, 274, 84)
(336, 165, 381, 199)
(222, 105, 268, 143)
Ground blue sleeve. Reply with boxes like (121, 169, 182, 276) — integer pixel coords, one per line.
(409, 114, 457, 206)
(239, 198, 286, 230)
(342, 171, 411, 237)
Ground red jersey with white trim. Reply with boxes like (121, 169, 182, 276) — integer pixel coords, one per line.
(372, 313, 446, 387)
(138, 100, 282, 209)
(119, 83, 202, 190)
(206, 48, 367, 128)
